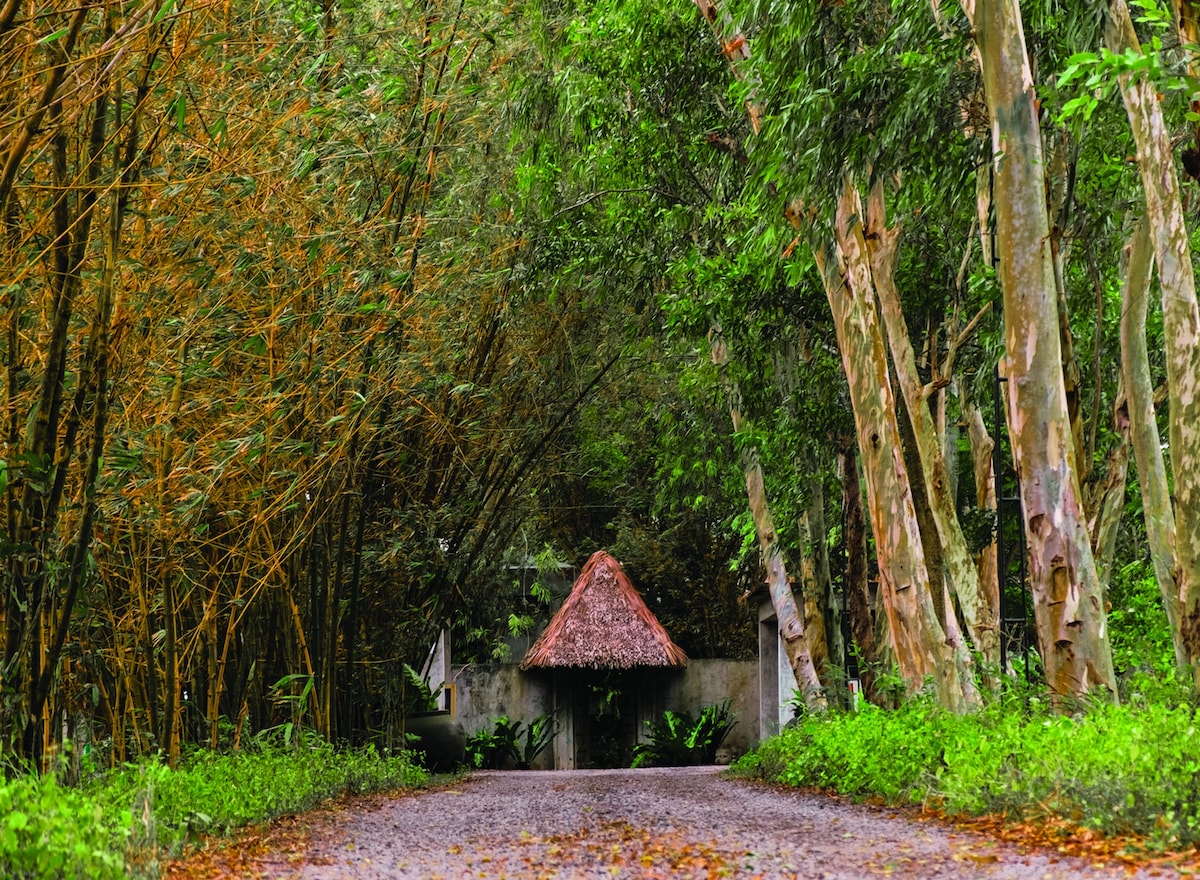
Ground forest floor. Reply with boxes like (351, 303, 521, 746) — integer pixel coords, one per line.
(165, 766, 1185, 879)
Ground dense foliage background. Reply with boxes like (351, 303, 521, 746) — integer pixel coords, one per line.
(0, 0, 1196, 776)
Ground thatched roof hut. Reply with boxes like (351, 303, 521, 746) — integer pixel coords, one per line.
(520, 551, 688, 670)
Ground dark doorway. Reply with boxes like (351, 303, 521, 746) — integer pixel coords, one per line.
(572, 670, 642, 769)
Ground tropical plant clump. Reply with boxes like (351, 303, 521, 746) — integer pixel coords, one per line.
(401, 664, 446, 716)
(465, 714, 558, 770)
(631, 701, 737, 768)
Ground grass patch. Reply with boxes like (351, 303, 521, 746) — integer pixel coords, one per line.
(733, 693, 1200, 849)
(0, 744, 427, 879)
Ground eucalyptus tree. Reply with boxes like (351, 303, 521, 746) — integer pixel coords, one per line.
(692, 0, 994, 709)
(977, 0, 1200, 692)
(960, 0, 1119, 701)
(1100, 0, 1200, 686)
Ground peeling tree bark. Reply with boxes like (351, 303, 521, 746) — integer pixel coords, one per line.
(812, 178, 979, 712)
(969, 0, 1117, 704)
(1107, 0, 1200, 686)
(865, 182, 1000, 669)
(1118, 215, 1188, 672)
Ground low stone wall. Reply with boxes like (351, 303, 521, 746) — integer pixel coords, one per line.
(450, 659, 759, 769)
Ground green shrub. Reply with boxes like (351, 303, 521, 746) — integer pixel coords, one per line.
(0, 743, 427, 879)
(73, 741, 428, 872)
(631, 701, 737, 768)
(465, 723, 505, 769)
(735, 695, 1200, 848)
(0, 772, 128, 880)
(1108, 560, 1179, 683)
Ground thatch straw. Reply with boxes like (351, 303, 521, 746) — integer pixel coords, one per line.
(520, 551, 688, 670)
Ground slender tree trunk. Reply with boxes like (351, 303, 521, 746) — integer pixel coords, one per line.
(1045, 135, 1089, 487)
(813, 178, 979, 711)
(1118, 215, 1188, 671)
(866, 182, 999, 668)
(1088, 391, 1130, 595)
(1107, 0, 1200, 686)
(803, 466, 844, 683)
(711, 329, 826, 711)
(206, 566, 221, 750)
(969, 0, 1117, 704)
(798, 507, 830, 685)
(962, 385, 1001, 661)
(839, 444, 877, 703)
(162, 568, 179, 766)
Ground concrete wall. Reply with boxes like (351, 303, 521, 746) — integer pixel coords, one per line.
(451, 659, 760, 769)
(660, 659, 757, 760)
(758, 600, 799, 739)
(450, 664, 556, 769)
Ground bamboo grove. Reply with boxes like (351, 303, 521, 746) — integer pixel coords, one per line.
(0, 0, 628, 768)
(4, 0, 1200, 772)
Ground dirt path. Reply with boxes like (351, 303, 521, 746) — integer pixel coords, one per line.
(218, 767, 1176, 879)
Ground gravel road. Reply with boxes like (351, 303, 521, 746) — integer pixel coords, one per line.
(246, 766, 1175, 879)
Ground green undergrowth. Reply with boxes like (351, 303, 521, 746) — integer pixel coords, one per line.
(0, 744, 427, 880)
(732, 691, 1200, 850)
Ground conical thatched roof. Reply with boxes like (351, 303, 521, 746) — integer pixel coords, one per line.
(520, 551, 688, 670)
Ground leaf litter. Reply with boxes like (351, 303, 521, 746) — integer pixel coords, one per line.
(164, 768, 1188, 879)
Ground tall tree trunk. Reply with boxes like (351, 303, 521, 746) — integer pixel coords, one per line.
(1087, 391, 1130, 595)
(1045, 135, 1090, 487)
(812, 178, 979, 712)
(962, 384, 1001, 666)
(1106, 0, 1200, 686)
(711, 329, 826, 711)
(797, 507, 830, 685)
(969, 0, 1117, 704)
(803, 465, 844, 684)
(865, 182, 1000, 668)
(1118, 214, 1188, 671)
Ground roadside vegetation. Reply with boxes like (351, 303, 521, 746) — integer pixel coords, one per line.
(0, 745, 426, 880)
(735, 564, 1199, 853)
(734, 689, 1200, 851)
